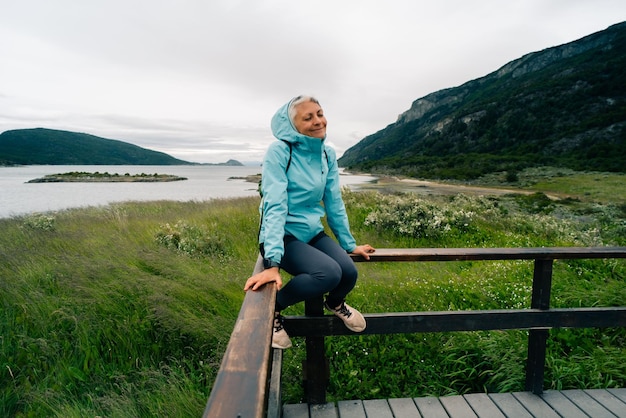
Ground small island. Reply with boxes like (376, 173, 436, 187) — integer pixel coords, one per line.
(227, 174, 261, 184)
(27, 171, 187, 183)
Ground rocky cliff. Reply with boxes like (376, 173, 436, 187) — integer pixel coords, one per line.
(339, 22, 626, 179)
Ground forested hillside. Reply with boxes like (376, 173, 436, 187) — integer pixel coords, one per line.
(339, 22, 626, 180)
(0, 128, 193, 165)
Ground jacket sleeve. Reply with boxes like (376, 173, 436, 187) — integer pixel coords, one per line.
(323, 146, 357, 253)
(260, 142, 290, 264)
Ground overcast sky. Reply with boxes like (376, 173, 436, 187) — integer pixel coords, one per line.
(1, 0, 624, 164)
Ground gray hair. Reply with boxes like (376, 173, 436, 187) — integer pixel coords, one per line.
(288, 95, 321, 125)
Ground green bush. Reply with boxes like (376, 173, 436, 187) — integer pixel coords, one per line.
(155, 220, 230, 259)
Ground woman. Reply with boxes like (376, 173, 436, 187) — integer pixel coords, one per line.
(244, 95, 375, 349)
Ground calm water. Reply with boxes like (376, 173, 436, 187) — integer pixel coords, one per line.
(0, 165, 376, 218)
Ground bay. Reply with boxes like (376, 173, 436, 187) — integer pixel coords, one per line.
(0, 165, 376, 218)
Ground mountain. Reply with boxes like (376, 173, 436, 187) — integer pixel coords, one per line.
(210, 159, 244, 166)
(339, 22, 626, 180)
(0, 128, 194, 165)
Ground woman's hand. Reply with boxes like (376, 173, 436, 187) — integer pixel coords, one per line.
(244, 267, 283, 291)
(351, 244, 376, 260)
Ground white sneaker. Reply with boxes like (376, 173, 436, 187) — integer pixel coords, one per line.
(325, 301, 366, 332)
(272, 313, 292, 349)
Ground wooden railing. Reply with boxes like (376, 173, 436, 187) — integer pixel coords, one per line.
(203, 247, 626, 418)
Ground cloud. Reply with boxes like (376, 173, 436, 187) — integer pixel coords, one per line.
(1, 0, 625, 163)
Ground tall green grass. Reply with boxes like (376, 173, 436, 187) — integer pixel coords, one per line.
(1, 199, 260, 417)
(1, 183, 625, 415)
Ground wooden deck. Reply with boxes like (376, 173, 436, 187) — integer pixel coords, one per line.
(283, 388, 626, 418)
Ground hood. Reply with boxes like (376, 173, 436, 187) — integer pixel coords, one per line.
(270, 97, 326, 146)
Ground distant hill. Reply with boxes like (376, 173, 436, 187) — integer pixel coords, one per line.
(339, 22, 626, 180)
(0, 128, 194, 165)
(211, 159, 244, 166)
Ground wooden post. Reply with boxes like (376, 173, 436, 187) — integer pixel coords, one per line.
(267, 349, 283, 418)
(303, 295, 328, 404)
(525, 258, 553, 394)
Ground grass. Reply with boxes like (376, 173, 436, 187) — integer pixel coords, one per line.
(1, 170, 625, 416)
(476, 166, 626, 204)
(530, 172, 626, 204)
(1, 199, 261, 417)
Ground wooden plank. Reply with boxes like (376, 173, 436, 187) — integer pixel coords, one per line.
(253, 252, 264, 274)
(540, 390, 588, 418)
(414, 397, 449, 418)
(511, 392, 561, 418)
(463, 393, 505, 417)
(283, 403, 310, 418)
(608, 388, 626, 403)
(309, 402, 337, 418)
(350, 246, 626, 263)
(439, 395, 478, 418)
(336, 400, 366, 418)
(203, 283, 276, 418)
(285, 389, 626, 418)
(387, 398, 421, 418)
(487, 393, 533, 418)
(561, 389, 616, 417)
(585, 389, 626, 418)
(362, 399, 394, 418)
(284, 307, 626, 337)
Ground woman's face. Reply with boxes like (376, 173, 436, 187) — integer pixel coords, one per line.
(293, 101, 327, 139)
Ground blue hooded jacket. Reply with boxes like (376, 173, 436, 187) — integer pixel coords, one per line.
(259, 98, 357, 265)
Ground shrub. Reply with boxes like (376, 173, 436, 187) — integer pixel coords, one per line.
(363, 194, 475, 239)
(21, 214, 56, 231)
(155, 220, 230, 258)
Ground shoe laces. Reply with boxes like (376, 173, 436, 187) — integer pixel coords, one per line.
(335, 302, 352, 318)
(274, 314, 285, 332)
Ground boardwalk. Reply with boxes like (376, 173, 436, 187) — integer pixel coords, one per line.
(203, 247, 626, 418)
(283, 389, 626, 418)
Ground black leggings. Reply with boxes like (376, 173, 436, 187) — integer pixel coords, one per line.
(264, 232, 358, 312)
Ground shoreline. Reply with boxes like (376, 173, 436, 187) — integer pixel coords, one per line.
(352, 175, 559, 198)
